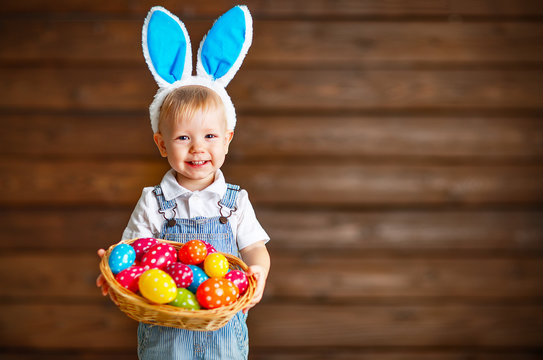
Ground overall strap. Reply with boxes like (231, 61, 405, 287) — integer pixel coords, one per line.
(220, 183, 241, 209)
(153, 185, 177, 212)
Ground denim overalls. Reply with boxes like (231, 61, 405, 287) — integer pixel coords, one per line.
(137, 184, 249, 360)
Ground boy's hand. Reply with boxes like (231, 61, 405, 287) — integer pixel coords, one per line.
(96, 249, 119, 305)
(243, 264, 268, 313)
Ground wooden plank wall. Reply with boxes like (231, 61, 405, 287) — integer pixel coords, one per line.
(1, 1, 543, 359)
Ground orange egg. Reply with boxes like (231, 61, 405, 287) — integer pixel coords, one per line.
(178, 240, 207, 265)
(196, 278, 239, 309)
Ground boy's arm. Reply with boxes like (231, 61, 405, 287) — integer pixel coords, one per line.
(239, 240, 270, 313)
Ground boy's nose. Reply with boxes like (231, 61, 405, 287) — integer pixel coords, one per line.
(190, 139, 205, 153)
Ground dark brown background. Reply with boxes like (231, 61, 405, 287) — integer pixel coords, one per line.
(1, 1, 543, 359)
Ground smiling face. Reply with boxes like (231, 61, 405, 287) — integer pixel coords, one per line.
(153, 87, 234, 191)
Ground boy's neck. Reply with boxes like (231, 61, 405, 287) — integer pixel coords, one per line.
(175, 171, 215, 192)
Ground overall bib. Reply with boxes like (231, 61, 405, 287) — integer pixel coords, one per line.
(137, 184, 249, 360)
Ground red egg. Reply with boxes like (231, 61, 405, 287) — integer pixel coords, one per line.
(164, 262, 193, 288)
(131, 238, 159, 261)
(141, 243, 178, 270)
(178, 240, 207, 265)
(115, 265, 146, 292)
(196, 277, 239, 309)
(225, 270, 249, 295)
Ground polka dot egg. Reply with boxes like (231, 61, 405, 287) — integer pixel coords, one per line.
(169, 288, 201, 310)
(164, 263, 193, 288)
(203, 241, 217, 255)
(225, 270, 249, 295)
(138, 269, 177, 304)
(178, 240, 207, 265)
(108, 243, 136, 275)
(203, 253, 229, 278)
(131, 237, 159, 261)
(115, 265, 146, 292)
(141, 243, 177, 270)
(187, 265, 209, 293)
(196, 278, 239, 309)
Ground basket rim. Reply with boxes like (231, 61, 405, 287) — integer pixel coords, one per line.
(99, 238, 256, 323)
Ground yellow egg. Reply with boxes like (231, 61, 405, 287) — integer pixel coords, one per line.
(203, 253, 230, 278)
(138, 269, 177, 304)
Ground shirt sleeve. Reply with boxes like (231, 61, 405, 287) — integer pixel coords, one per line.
(121, 187, 159, 241)
(235, 190, 270, 250)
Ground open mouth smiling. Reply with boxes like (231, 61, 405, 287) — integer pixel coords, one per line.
(187, 160, 209, 166)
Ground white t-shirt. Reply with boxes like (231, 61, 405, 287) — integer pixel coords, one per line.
(122, 169, 270, 250)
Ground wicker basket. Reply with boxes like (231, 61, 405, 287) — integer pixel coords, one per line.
(99, 238, 256, 331)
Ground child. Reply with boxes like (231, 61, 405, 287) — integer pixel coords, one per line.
(96, 6, 270, 359)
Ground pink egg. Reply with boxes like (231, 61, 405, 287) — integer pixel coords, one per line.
(115, 265, 146, 292)
(225, 270, 249, 295)
(131, 238, 159, 261)
(164, 263, 193, 288)
(141, 243, 178, 270)
(203, 241, 217, 255)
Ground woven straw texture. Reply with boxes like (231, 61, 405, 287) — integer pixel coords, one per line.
(99, 238, 256, 331)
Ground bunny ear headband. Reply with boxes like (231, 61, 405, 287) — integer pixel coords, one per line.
(142, 5, 253, 132)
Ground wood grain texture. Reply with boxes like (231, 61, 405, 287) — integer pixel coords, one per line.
(1, 160, 542, 206)
(2, 68, 543, 111)
(1, 350, 542, 360)
(3, 113, 543, 161)
(1, 304, 542, 348)
(2, 254, 542, 300)
(1, 209, 541, 253)
(1, 0, 542, 16)
(2, 20, 543, 65)
(2, 1, 543, 359)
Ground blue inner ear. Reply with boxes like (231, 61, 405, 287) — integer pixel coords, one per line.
(147, 10, 187, 83)
(201, 6, 246, 80)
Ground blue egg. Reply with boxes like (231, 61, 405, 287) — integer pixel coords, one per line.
(187, 265, 209, 293)
(108, 244, 136, 274)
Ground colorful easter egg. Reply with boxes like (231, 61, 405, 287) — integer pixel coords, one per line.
(164, 263, 193, 288)
(169, 288, 201, 310)
(178, 240, 207, 265)
(225, 270, 249, 295)
(131, 238, 159, 261)
(108, 243, 136, 274)
(141, 243, 177, 270)
(196, 278, 239, 309)
(202, 241, 217, 255)
(138, 269, 177, 304)
(115, 265, 146, 292)
(203, 253, 230, 278)
(187, 265, 209, 293)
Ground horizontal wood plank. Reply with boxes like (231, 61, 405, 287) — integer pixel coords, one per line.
(2, 254, 542, 300)
(1, 350, 542, 360)
(1, 0, 542, 17)
(2, 68, 543, 111)
(1, 160, 543, 206)
(2, 20, 543, 65)
(3, 113, 543, 161)
(1, 303, 542, 348)
(1, 209, 541, 253)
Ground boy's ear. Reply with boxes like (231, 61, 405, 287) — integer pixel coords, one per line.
(224, 131, 234, 154)
(153, 133, 168, 157)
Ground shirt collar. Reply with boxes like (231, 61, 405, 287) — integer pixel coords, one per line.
(160, 169, 227, 201)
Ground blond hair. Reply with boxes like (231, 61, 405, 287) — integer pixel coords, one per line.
(157, 85, 226, 133)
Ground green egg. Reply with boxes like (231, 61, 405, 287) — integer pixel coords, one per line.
(169, 288, 201, 310)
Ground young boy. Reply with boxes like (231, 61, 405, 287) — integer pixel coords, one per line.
(98, 5, 269, 358)
(97, 85, 270, 359)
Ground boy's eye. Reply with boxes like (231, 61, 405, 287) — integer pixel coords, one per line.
(205, 134, 217, 139)
(177, 135, 189, 141)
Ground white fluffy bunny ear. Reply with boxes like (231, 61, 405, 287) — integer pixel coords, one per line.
(142, 6, 192, 87)
(196, 5, 253, 87)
